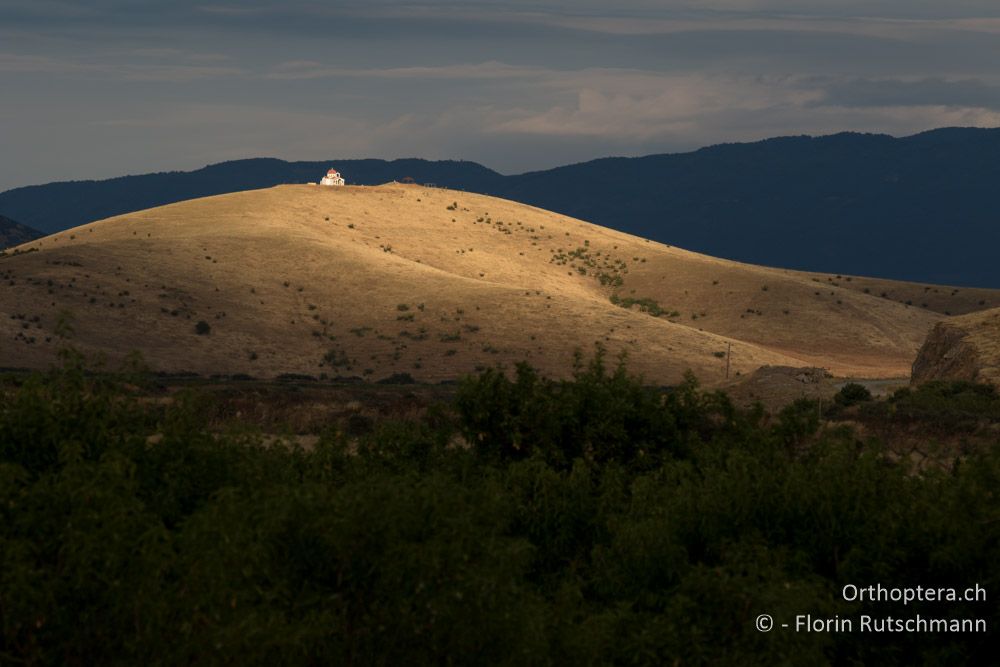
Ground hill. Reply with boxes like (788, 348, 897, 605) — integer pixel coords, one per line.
(0, 215, 42, 249)
(0, 158, 503, 236)
(912, 308, 1000, 386)
(4, 184, 999, 385)
(3, 128, 1000, 286)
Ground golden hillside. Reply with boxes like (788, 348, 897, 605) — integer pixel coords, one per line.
(2, 184, 999, 385)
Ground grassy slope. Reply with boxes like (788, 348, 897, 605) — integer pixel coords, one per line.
(3, 184, 998, 384)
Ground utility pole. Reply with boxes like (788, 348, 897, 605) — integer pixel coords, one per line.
(725, 342, 732, 380)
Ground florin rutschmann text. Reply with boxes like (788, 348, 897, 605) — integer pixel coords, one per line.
(756, 585, 988, 634)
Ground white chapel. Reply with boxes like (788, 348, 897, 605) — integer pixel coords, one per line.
(320, 168, 345, 186)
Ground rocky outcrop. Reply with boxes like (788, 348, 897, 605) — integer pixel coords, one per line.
(912, 322, 980, 383)
(912, 309, 1000, 385)
(724, 365, 837, 410)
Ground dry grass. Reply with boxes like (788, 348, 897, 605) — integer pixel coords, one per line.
(3, 183, 998, 385)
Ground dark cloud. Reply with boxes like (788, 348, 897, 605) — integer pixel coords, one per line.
(2, 2, 1000, 190)
(818, 77, 1000, 110)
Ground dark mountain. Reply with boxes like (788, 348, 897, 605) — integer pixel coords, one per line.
(0, 215, 43, 250)
(2, 127, 999, 286)
(498, 128, 1000, 287)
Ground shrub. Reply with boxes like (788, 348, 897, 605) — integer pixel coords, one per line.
(774, 397, 821, 449)
(2, 352, 998, 665)
(861, 380, 1000, 433)
(455, 347, 695, 468)
(835, 382, 873, 407)
(377, 372, 416, 385)
(194, 320, 211, 335)
(322, 348, 350, 367)
(609, 294, 668, 318)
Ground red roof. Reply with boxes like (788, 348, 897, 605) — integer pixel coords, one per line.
(327, 169, 339, 176)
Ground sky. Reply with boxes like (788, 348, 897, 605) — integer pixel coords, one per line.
(2, 1, 1000, 191)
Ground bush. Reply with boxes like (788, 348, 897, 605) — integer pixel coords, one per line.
(194, 320, 211, 335)
(835, 382, 873, 407)
(454, 348, 721, 468)
(774, 398, 821, 449)
(861, 380, 1000, 433)
(377, 372, 416, 385)
(1, 352, 998, 665)
(609, 294, 668, 317)
(322, 348, 350, 368)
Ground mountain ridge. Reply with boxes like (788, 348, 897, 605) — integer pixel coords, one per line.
(0, 215, 43, 249)
(3, 126, 999, 286)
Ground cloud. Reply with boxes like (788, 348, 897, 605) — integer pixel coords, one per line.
(486, 70, 1000, 145)
(0, 53, 104, 74)
(817, 77, 1000, 110)
(265, 60, 545, 81)
(0, 50, 243, 81)
(490, 72, 807, 138)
